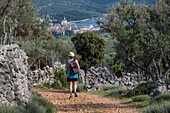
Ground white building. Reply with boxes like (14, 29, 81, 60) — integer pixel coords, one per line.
(80, 25, 94, 31)
(61, 17, 68, 27)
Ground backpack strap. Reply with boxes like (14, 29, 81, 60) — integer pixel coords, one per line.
(70, 59, 76, 63)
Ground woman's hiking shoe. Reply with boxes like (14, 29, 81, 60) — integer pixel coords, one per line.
(69, 95, 72, 99)
(74, 93, 78, 97)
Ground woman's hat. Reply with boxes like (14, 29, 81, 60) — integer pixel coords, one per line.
(68, 52, 75, 57)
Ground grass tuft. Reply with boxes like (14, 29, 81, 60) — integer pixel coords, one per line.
(0, 91, 57, 113)
(0, 105, 23, 113)
(142, 101, 170, 113)
(132, 95, 150, 102)
(77, 83, 86, 92)
(152, 92, 170, 103)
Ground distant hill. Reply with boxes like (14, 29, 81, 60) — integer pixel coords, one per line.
(33, 0, 156, 21)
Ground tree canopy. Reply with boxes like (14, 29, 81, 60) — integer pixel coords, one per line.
(0, 0, 52, 42)
(71, 32, 105, 71)
(102, 0, 170, 81)
(0, 0, 69, 69)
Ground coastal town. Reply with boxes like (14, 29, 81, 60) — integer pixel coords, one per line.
(48, 17, 100, 35)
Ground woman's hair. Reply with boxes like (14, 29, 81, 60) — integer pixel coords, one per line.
(69, 56, 74, 59)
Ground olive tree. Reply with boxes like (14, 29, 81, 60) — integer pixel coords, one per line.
(0, 0, 52, 42)
(101, 0, 170, 81)
(0, 0, 55, 69)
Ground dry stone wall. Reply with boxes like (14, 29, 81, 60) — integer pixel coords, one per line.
(29, 62, 139, 91)
(28, 61, 66, 86)
(85, 66, 139, 91)
(29, 66, 54, 86)
(0, 44, 31, 106)
(28, 60, 87, 86)
(28, 61, 170, 93)
(85, 66, 170, 92)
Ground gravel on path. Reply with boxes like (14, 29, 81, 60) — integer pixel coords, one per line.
(34, 88, 139, 113)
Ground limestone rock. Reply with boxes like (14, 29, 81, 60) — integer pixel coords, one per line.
(0, 44, 31, 106)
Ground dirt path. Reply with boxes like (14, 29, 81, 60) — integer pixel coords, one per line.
(34, 88, 139, 113)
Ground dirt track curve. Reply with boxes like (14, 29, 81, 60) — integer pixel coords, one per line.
(34, 88, 139, 113)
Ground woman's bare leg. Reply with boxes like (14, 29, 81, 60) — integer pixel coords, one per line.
(69, 81, 73, 98)
(73, 81, 78, 97)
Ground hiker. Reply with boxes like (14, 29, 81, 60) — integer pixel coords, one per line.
(66, 52, 80, 99)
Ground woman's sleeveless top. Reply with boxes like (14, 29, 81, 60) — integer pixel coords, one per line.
(67, 59, 79, 78)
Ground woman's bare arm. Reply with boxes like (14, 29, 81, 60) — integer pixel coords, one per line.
(75, 60, 80, 71)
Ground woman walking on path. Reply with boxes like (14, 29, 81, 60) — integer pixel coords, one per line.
(66, 52, 80, 99)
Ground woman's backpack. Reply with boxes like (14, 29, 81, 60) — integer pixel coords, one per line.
(69, 59, 79, 75)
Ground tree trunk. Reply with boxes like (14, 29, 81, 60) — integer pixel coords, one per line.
(38, 60, 41, 69)
(0, 0, 11, 20)
(149, 65, 156, 82)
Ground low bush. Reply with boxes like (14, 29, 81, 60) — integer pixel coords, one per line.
(142, 101, 170, 113)
(26, 91, 57, 113)
(46, 68, 68, 89)
(77, 83, 86, 92)
(165, 77, 170, 85)
(105, 86, 127, 98)
(42, 82, 51, 88)
(126, 82, 157, 97)
(132, 95, 150, 102)
(0, 106, 22, 113)
(0, 91, 57, 113)
(25, 102, 46, 113)
(152, 92, 170, 103)
(102, 85, 118, 91)
(112, 63, 123, 78)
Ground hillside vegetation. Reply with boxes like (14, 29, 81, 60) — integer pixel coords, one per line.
(33, 0, 115, 21)
(33, 0, 155, 21)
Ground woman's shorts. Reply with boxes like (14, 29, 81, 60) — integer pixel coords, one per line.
(67, 78, 78, 82)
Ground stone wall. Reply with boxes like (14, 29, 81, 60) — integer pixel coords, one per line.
(85, 66, 139, 91)
(28, 62, 139, 91)
(28, 61, 66, 86)
(29, 66, 54, 86)
(28, 61, 170, 93)
(85, 66, 170, 92)
(28, 61, 87, 86)
(0, 44, 31, 106)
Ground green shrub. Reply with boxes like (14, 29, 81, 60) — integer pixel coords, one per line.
(0, 105, 23, 113)
(105, 86, 127, 98)
(42, 82, 51, 88)
(126, 82, 157, 97)
(25, 102, 46, 113)
(23, 91, 57, 113)
(142, 101, 170, 113)
(77, 83, 86, 92)
(132, 95, 150, 102)
(29, 92, 57, 113)
(0, 92, 56, 113)
(102, 85, 114, 91)
(112, 63, 123, 77)
(50, 68, 68, 89)
(102, 85, 123, 91)
(165, 77, 170, 85)
(152, 92, 170, 103)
